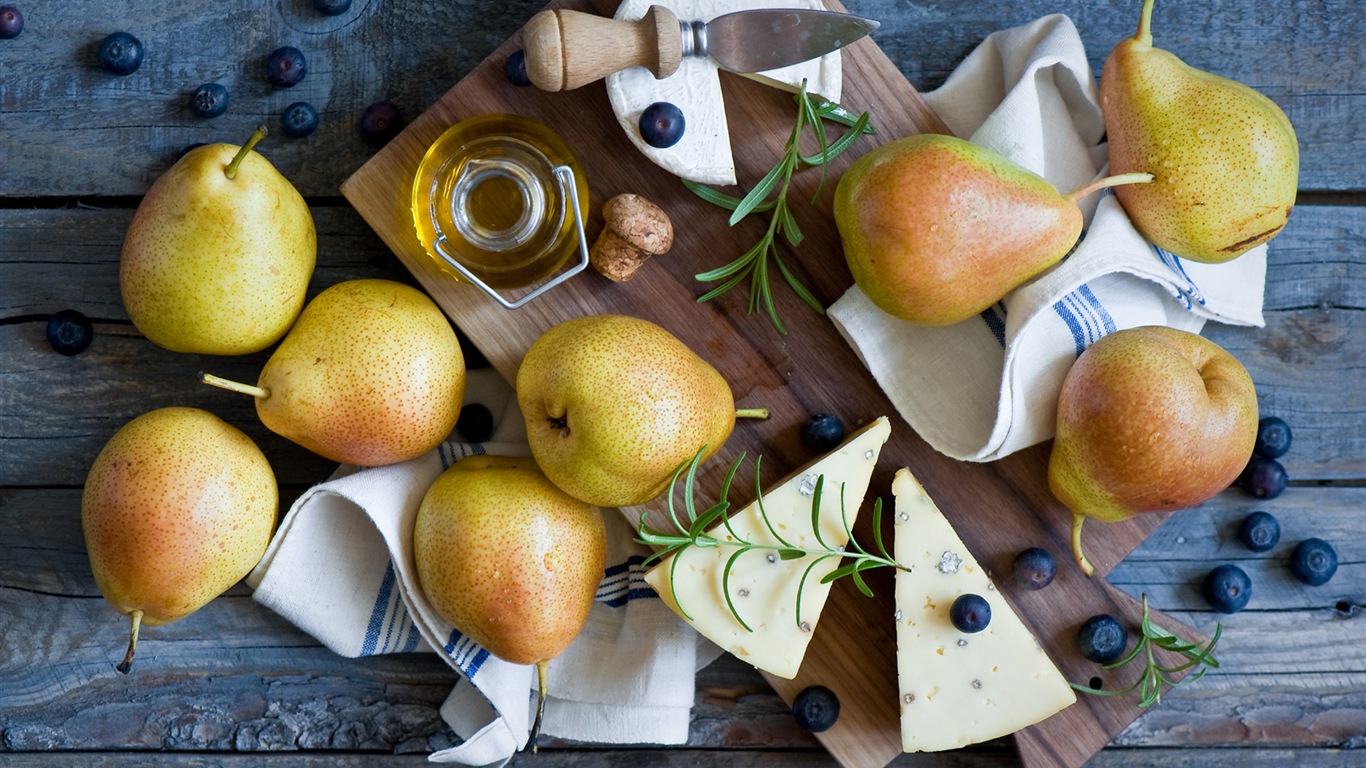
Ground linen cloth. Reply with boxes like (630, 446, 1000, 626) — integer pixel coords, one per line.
(827, 14, 1268, 462)
(247, 368, 711, 765)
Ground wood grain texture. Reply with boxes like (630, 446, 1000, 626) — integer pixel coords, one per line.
(0, 2, 1361, 196)
(2, 0, 1363, 766)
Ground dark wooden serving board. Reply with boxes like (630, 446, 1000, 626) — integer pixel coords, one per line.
(341, 1, 1203, 765)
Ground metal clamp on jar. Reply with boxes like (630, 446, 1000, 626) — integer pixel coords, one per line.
(412, 114, 589, 309)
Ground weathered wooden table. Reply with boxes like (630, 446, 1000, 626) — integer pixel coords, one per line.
(2, 1, 1362, 766)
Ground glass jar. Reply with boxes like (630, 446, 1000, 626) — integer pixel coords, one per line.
(411, 113, 589, 308)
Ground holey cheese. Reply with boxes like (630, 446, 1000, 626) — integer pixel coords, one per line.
(606, 0, 843, 185)
(892, 468, 1075, 752)
(643, 417, 891, 678)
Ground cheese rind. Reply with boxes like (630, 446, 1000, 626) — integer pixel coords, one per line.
(643, 417, 891, 678)
(892, 468, 1076, 752)
(605, 0, 843, 185)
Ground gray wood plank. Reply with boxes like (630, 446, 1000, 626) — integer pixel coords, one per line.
(3, 204, 1362, 486)
(0, 1, 1359, 196)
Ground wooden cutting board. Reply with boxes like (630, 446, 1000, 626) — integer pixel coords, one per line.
(341, 1, 1204, 765)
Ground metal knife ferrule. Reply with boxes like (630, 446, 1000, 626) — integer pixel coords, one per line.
(680, 19, 709, 59)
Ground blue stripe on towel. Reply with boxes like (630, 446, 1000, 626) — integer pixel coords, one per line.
(445, 628, 491, 678)
(1077, 284, 1116, 335)
(1053, 296, 1088, 357)
(1152, 244, 1206, 308)
(594, 555, 659, 606)
(361, 562, 398, 656)
(979, 302, 1007, 347)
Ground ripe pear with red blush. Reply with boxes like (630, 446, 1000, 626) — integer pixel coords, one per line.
(1048, 326, 1258, 576)
(835, 133, 1152, 326)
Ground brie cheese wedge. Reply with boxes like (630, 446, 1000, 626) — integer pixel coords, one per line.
(643, 416, 890, 678)
(605, 0, 844, 185)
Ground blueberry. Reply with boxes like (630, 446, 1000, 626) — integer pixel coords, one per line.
(46, 310, 93, 356)
(1240, 457, 1288, 499)
(457, 403, 495, 443)
(949, 593, 991, 633)
(98, 32, 143, 75)
(0, 6, 23, 39)
(312, 0, 351, 15)
(504, 49, 532, 87)
(1201, 564, 1252, 614)
(189, 82, 229, 118)
(359, 100, 404, 145)
(791, 685, 840, 732)
(1012, 547, 1057, 591)
(1254, 416, 1293, 459)
(1289, 538, 1338, 586)
(800, 413, 845, 452)
(266, 46, 307, 87)
(638, 101, 685, 148)
(1077, 614, 1127, 664)
(280, 101, 319, 137)
(1238, 511, 1281, 553)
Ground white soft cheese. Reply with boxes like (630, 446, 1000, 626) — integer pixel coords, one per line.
(643, 417, 890, 678)
(606, 0, 843, 185)
(891, 468, 1076, 752)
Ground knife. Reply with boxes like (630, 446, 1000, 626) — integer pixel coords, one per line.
(522, 5, 879, 91)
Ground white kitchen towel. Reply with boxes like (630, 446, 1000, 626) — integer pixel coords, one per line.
(828, 14, 1268, 462)
(247, 368, 708, 766)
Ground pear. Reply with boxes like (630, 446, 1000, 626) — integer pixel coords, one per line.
(413, 454, 606, 749)
(515, 314, 764, 507)
(835, 134, 1151, 326)
(1100, 0, 1299, 263)
(82, 407, 278, 673)
(1048, 326, 1258, 576)
(201, 279, 465, 467)
(120, 126, 316, 355)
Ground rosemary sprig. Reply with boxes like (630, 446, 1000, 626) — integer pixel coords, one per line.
(636, 445, 905, 632)
(683, 83, 874, 334)
(1072, 594, 1223, 708)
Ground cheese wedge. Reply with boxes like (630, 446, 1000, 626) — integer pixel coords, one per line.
(643, 416, 891, 678)
(605, 0, 843, 185)
(892, 468, 1076, 751)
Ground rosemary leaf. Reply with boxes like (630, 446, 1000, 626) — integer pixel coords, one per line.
(721, 548, 753, 632)
(687, 82, 874, 334)
(1074, 594, 1223, 707)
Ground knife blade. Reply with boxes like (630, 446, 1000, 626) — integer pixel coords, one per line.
(522, 5, 879, 92)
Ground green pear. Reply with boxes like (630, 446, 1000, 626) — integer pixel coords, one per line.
(82, 407, 278, 673)
(1048, 326, 1258, 576)
(1100, 0, 1299, 263)
(835, 134, 1151, 326)
(201, 279, 465, 467)
(120, 126, 316, 355)
(516, 314, 763, 507)
(413, 454, 606, 749)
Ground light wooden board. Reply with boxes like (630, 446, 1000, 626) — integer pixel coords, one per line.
(340, 1, 1203, 765)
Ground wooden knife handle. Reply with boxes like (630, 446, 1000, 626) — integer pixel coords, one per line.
(523, 6, 683, 91)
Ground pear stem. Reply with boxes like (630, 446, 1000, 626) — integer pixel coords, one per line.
(530, 660, 548, 753)
(1064, 172, 1154, 205)
(116, 609, 142, 674)
(1071, 512, 1096, 579)
(735, 408, 769, 419)
(199, 371, 269, 400)
(1136, 0, 1156, 45)
(224, 125, 268, 181)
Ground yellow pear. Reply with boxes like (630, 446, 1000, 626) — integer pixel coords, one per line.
(516, 314, 763, 507)
(120, 126, 316, 354)
(202, 279, 465, 467)
(835, 134, 1151, 326)
(413, 455, 606, 748)
(82, 407, 278, 673)
(1100, 0, 1299, 263)
(1048, 327, 1258, 576)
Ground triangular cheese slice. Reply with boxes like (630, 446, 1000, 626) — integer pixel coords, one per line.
(892, 468, 1076, 752)
(605, 0, 843, 185)
(643, 416, 890, 678)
